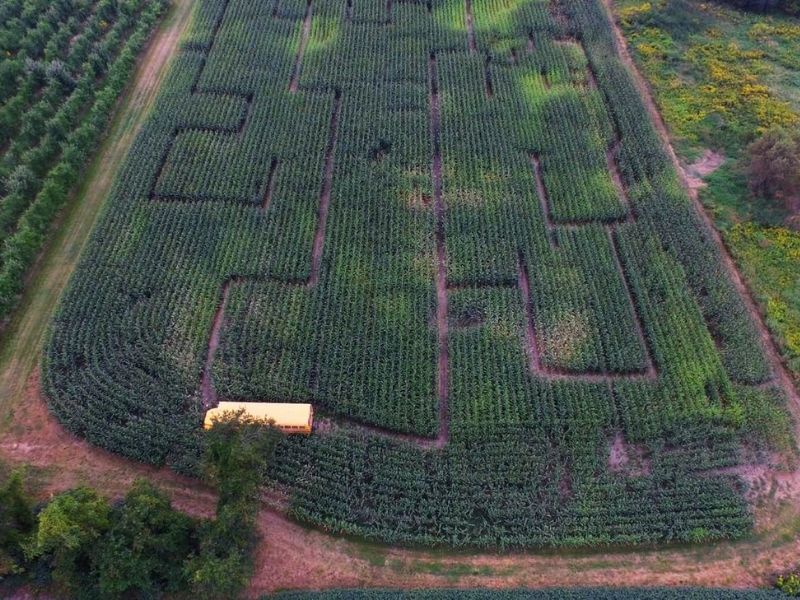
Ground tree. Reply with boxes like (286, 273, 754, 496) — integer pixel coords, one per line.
(745, 126, 800, 215)
(24, 487, 111, 594)
(93, 479, 199, 598)
(716, 0, 799, 14)
(202, 411, 283, 506)
(0, 470, 36, 577)
(184, 412, 282, 599)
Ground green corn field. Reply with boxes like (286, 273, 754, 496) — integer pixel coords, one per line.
(42, 0, 793, 549)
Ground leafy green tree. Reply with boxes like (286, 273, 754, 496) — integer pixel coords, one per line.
(93, 479, 199, 599)
(184, 515, 252, 600)
(24, 487, 110, 594)
(185, 412, 282, 599)
(746, 127, 800, 215)
(202, 411, 283, 505)
(0, 470, 36, 577)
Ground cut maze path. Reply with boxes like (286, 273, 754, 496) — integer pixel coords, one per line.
(430, 52, 450, 448)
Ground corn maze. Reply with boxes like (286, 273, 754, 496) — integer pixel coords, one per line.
(44, 0, 794, 547)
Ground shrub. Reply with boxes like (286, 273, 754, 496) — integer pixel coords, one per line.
(0, 470, 36, 578)
(777, 572, 800, 595)
(185, 412, 282, 599)
(24, 487, 111, 594)
(745, 127, 800, 215)
(93, 479, 199, 598)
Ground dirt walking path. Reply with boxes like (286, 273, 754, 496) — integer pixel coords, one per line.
(3, 0, 800, 597)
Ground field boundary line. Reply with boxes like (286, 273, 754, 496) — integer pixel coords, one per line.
(0, 0, 194, 426)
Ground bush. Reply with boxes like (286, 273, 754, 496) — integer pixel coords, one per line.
(185, 412, 282, 599)
(0, 470, 36, 578)
(24, 487, 111, 594)
(93, 479, 199, 598)
(777, 572, 800, 595)
(746, 127, 800, 215)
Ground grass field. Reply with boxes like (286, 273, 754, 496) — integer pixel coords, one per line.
(41, 0, 797, 549)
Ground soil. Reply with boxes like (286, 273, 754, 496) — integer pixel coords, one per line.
(201, 280, 232, 409)
(607, 432, 652, 477)
(289, 0, 313, 93)
(430, 53, 450, 449)
(1, 372, 218, 517)
(465, 0, 477, 53)
(605, 139, 634, 219)
(683, 149, 726, 194)
(262, 158, 280, 210)
(308, 90, 342, 288)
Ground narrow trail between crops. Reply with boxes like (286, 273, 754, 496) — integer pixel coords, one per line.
(430, 52, 450, 449)
(308, 90, 342, 288)
(289, 0, 313, 93)
(600, 0, 800, 436)
(464, 0, 477, 53)
(201, 281, 232, 409)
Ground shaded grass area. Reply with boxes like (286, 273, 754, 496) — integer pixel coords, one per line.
(614, 0, 800, 382)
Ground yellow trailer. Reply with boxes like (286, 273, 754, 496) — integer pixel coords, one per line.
(204, 402, 314, 434)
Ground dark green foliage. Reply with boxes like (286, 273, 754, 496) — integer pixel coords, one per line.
(44, 0, 785, 549)
(714, 0, 800, 16)
(0, 0, 169, 320)
(93, 479, 198, 598)
(203, 411, 283, 505)
(185, 507, 255, 600)
(0, 431, 272, 599)
(24, 487, 111, 594)
(745, 127, 800, 214)
(186, 413, 282, 599)
(0, 470, 36, 577)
